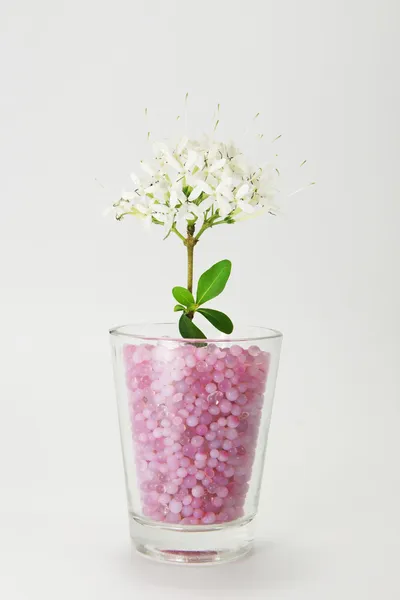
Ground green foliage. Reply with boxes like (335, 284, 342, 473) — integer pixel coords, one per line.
(197, 308, 233, 334)
(179, 314, 207, 339)
(196, 260, 232, 305)
(172, 287, 195, 307)
(172, 260, 234, 339)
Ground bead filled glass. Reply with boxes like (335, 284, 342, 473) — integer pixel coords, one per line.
(110, 323, 282, 565)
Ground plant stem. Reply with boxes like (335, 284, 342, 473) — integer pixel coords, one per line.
(186, 224, 196, 318)
(171, 224, 186, 242)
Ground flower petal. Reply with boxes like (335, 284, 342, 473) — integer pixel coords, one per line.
(236, 184, 249, 199)
(185, 150, 198, 171)
(165, 153, 182, 171)
(121, 190, 136, 201)
(188, 186, 202, 201)
(140, 161, 155, 176)
(238, 200, 255, 213)
(208, 158, 226, 173)
(177, 136, 188, 154)
(130, 172, 141, 186)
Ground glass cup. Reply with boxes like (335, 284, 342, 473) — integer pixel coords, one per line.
(110, 323, 282, 565)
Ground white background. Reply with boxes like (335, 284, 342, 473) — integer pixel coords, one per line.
(1, 0, 399, 598)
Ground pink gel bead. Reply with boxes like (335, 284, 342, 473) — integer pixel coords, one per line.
(169, 499, 183, 514)
(186, 415, 199, 427)
(202, 512, 216, 524)
(124, 340, 268, 525)
(196, 424, 208, 436)
(220, 400, 233, 414)
(192, 485, 205, 498)
(191, 436, 204, 447)
(181, 505, 193, 517)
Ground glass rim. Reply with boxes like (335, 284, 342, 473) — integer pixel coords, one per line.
(109, 322, 283, 343)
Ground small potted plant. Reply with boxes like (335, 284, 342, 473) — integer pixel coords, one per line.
(109, 108, 311, 564)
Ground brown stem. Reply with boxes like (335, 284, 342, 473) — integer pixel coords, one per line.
(185, 224, 196, 319)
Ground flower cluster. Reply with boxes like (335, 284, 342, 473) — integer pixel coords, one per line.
(111, 137, 279, 239)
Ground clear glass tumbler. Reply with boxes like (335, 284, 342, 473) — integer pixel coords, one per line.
(110, 323, 282, 565)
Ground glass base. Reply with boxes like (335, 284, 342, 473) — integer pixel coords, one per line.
(130, 513, 255, 565)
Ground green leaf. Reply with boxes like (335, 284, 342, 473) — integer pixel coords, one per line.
(172, 286, 195, 307)
(174, 304, 185, 312)
(196, 260, 232, 306)
(179, 314, 206, 339)
(198, 308, 234, 334)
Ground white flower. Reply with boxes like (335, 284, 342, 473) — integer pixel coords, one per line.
(109, 135, 280, 235)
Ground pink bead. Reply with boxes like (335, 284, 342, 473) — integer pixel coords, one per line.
(162, 384, 175, 397)
(152, 427, 164, 438)
(218, 450, 229, 462)
(191, 497, 203, 509)
(183, 475, 197, 488)
(212, 496, 224, 508)
(196, 361, 207, 372)
(167, 456, 180, 470)
(219, 379, 231, 393)
(195, 451, 207, 462)
(169, 499, 183, 514)
(159, 493, 171, 505)
(196, 424, 208, 436)
(230, 345, 243, 356)
(248, 345, 261, 357)
(186, 415, 199, 428)
(200, 412, 213, 426)
(182, 505, 193, 517)
(213, 372, 224, 383)
(192, 485, 205, 498)
(165, 483, 178, 494)
(191, 436, 204, 448)
(220, 400, 233, 414)
(226, 388, 239, 402)
(196, 347, 208, 360)
(205, 383, 217, 394)
(202, 512, 216, 524)
(185, 355, 196, 368)
(125, 340, 267, 526)
(225, 355, 237, 368)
